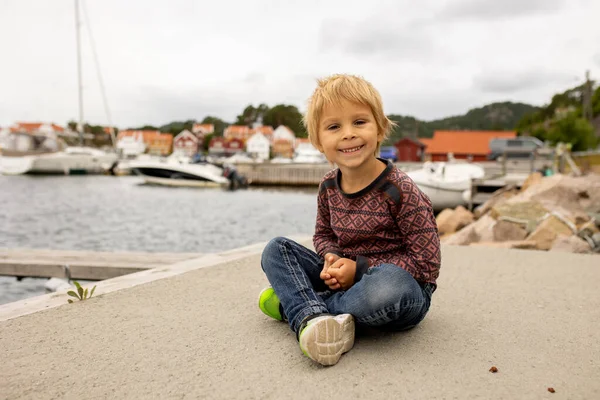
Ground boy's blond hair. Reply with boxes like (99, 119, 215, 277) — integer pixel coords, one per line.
(303, 74, 395, 156)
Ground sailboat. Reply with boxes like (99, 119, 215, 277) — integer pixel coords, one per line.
(0, 0, 118, 176)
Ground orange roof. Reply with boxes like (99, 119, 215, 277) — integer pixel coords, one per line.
(424, 130, 516, 156)
(192, 123, 214, 134)
(249, 126, 274, 136)
(224, 125, 249, 134)
(13, 122, 65, 133)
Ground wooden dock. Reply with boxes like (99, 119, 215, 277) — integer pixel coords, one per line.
(0, 249, 204, 281)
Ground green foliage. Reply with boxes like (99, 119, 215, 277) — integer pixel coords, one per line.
(546, 114, 597, 151)
(516, 81, 599, 151)
(158, 120, 196, 136)
(203, 133, 214, 151)
(263, 104, 306, 137)
(593, 86, 600, 116)
(383, 102, 537, 145)
(67, 281, 97, 303)
(201, 116, 228, 136)
(235, 104, 269, 126)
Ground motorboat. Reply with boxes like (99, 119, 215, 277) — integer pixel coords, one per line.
(0, 133, 117, 175)
(129, 156, 248, 190)
(406, 161, 485, 210)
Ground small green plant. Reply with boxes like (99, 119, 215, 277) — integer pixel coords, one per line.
(67, 281, 96, 303)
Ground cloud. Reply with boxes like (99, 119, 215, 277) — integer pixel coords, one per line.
(594, 53, 600, 67)
(318, 18, 435, 60)
(473, 69, 576, 93)
(440, 0, 565, 21)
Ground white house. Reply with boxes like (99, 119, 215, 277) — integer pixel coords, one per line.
(172, 129, 199, 158)
(272, 125, 296, 147)
(246, 132, 270, 161)
(116, 131, 146, 158)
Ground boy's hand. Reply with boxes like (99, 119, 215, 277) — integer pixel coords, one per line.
(320, 253, 339, 284)
(323, 258, 356, 291)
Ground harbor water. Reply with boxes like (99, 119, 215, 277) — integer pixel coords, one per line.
(0, 174, 319, 304)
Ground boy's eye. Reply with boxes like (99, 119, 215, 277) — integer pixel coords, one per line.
(327, 124, 339, 130)
(354, 120, 366, 125)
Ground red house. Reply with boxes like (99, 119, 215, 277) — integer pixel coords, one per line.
(422, 130, 517, 162)
(394, 137, 426, 161)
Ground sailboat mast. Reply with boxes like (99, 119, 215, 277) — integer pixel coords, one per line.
(75, 0, 84, 145)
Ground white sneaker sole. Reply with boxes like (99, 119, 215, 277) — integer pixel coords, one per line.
(299, 314, 355, 366)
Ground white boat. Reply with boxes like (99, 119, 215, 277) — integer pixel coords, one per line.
(0, 1, 119, 176)
(406, 161, 485, 210)
(293, 142, 327, 164)
(129, 157, 247, 189)
(0, 133, 117, 175)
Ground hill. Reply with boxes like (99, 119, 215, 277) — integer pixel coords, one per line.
(385, 102, 539, 144)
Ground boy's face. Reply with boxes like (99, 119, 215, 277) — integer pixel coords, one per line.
(317, 99, 382, 171)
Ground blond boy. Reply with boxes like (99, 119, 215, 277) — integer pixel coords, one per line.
(258, 74, 441, 366)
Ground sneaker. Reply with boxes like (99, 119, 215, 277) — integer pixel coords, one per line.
(258, 287, 284, 321)
(298, 313, 355, 366)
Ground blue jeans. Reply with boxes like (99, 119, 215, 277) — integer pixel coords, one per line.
(260, 237, 434, 335)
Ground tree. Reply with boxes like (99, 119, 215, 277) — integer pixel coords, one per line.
(203, 133, 214, 152)
(201, 116, 228, 136)
(235, 103, 269, 126)
(547, 113, 597, 151)
(263, 104, 306, 137)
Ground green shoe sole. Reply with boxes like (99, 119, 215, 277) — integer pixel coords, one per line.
(258, 287, 283, 321)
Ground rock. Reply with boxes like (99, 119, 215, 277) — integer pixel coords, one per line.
(526, 215, 574, 250)
(578, 220, 600, 237)
(520, 172, 543, 192)
(508, 173, 600, 215)
(438, 206, 474, 235)
(550, 235, 592, 253)
(491, 201, 549, 232)
(436, 208, 455, 234)
(473, 185, 518, 218)
(493, 220, 528, 242)
(443, 214, 496, 246)
(470, 240, 538, 249)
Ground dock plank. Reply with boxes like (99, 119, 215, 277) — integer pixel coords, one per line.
(0, 249, 205, 280)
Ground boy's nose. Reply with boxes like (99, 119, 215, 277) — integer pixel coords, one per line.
(341, 127, 356, 139)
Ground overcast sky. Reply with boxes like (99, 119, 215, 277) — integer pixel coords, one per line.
(1, 0, 598, 128)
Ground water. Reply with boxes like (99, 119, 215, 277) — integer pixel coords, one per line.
(0, 175, 318, 304)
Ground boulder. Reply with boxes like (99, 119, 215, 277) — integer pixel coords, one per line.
(473, 185, 518, 218)
(490, 201, 549, 232)
(493, 220, 528, 242)
(520, 172, 543, 192)
(526, 215, 575, 250)
(436, 208, 455, 234)
(443, 214, 496, 246)
(470, 240, 538, 250)
(508, 173, 600, 215)
(550, 235, 592, 253)
(437, 206, 474, 235)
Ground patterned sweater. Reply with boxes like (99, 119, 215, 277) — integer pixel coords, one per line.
(313, 159, 441, 288)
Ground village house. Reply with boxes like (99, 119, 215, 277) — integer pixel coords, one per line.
(272, 138, 294, 159)
(393, 137, 426, 162)
(118, 130, 173, 156)
(172, 129, 199, 158)
(208, 137, 245, 157)
(223, 125, 251, 142)
(208, 137, 226, 156)
(421, 130, 517, 162)
(272, 125, 296, 147)
(246, 132, 270, 161)
(249, 125, 274, 142)
(192, 123, 215, 143)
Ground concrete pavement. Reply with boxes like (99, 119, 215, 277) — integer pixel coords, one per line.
(1, 238, 599, 399)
